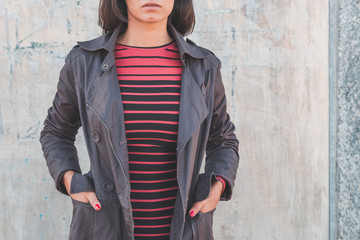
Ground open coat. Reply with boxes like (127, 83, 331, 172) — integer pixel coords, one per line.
(40, 23, 240, 240)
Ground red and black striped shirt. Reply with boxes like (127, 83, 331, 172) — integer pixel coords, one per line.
(115, 40, 182, 240)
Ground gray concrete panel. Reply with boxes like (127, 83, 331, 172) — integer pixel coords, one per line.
(335, 0, 360, 239)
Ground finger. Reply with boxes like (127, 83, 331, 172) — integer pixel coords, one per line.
(87, 192, 101, 211)
(189, 200, 206, 218)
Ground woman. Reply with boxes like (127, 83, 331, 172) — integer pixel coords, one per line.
(40, 0, 239, 239)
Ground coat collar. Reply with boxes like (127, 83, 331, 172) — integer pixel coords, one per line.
(77, 22, 208, 59)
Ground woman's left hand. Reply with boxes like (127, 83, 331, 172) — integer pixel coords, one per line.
(188, 180, 223, 217)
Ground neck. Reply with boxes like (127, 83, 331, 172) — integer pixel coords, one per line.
(117, 20, 173, 47)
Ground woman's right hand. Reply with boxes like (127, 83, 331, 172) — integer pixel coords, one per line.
(62, 170, 102, 211)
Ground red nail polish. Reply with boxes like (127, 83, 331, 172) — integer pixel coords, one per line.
(190, 211, 194, 217)
(95, 204, 101, 210)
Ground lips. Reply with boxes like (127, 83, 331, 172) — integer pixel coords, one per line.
(142, 2, 161, 7)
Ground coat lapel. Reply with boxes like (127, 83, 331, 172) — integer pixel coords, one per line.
(87, 60, 127, 143)
(176, 67, 208, 154)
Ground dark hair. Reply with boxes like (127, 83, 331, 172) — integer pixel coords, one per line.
(98, 0, 195, 36)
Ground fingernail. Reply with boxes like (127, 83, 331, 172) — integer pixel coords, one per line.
(95, 204, 101, 210)
(190, 211, 194, 217)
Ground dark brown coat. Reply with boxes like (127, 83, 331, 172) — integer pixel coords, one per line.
(40, 23, 240, 240)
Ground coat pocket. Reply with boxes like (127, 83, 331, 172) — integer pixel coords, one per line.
(69, 198, 95, 240)
(192, 208, 216, 240)
(93, 200, 124, 239)
(69, 199, 125, 240)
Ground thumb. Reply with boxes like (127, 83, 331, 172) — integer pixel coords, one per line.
(87, 192, 101, 211)
(189, 201, 205, 218)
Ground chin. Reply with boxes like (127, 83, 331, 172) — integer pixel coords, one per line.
(141, 16, 166, 23)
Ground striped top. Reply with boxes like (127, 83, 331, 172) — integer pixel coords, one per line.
(115, 40, 182, 240)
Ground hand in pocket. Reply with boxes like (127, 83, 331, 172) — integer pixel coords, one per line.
(62, 170, 101, 211)
(188, 180, 223, 217)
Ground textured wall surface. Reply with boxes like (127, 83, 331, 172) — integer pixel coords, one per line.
(336, 0, 360, 239)
(0, 0, 329, 239)
(192, 1, 329, 239)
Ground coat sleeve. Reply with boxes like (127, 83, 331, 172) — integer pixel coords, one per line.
(204, 61, 240, 201)
(39, 50, 94, 196)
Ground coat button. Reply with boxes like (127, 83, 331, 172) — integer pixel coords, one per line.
(119, 140, 127, 145)
(101, 63, 109, 71)
(103, 182, 114, 192)
(91, 131, 101, 143)
(201, 84, 206, 95)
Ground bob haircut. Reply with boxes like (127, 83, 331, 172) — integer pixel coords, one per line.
(98, 0, 195, 36)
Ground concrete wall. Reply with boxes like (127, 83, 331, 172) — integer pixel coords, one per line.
(192, 1, 329, 239)
(0, 0, 329, 239)
(332, 0, 360, 239)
